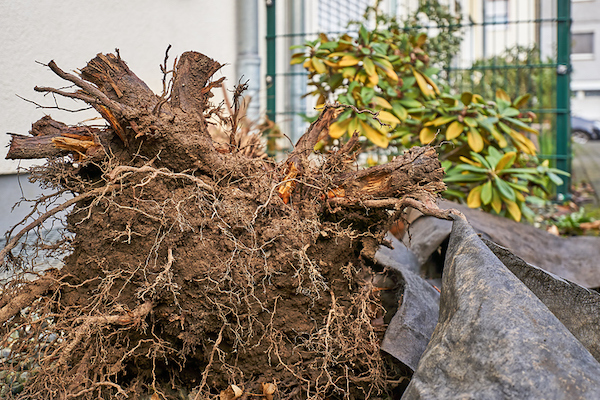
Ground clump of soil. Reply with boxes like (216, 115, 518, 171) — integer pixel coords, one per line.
(0, 50, 448, 399)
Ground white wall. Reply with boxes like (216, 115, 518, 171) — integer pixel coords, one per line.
(0, 0, 237, 174)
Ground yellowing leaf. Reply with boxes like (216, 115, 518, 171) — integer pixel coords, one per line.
(316, 94, 326, 106)
(312, 57, 326, 74)
(495, 151, 516, 171)
(356, 69, 368, 84)
(446, 121, 464, 140)
(467, 185, 483, 208)
(348, 117, 360, 136)
(459, 156, 482, 167)
(367, 72, 379, 87)
(339, 55, 359, 67)
(342, 67, 357, 79)
(360, 120, 389, 148)
(416, 33, 428, 47)
(426, 115, 456, 127)
(303, 58, 313, 71)
(504, 199, 522, 221)
(374, 58, 398, 81)
(515, 190, 526, 202)
(496, 88, 511, 103)
(421, 72, 441, 95)
(373, 96, 392, 109)
(490, 126, 508, 148)
(329, 118, 351, 139)
(378, 110, 400, 125)
(290, 56, 306, 65)
(419, 127, 436, 144)
(363, 57, 376, 78)
(509, 130, 537, 155)
(467, 128, 484, 152)
(323, 59, 339, 68)
(521, 136, 537, 154)
(491, 189, 502, 214)
(413, 70, 434, 97)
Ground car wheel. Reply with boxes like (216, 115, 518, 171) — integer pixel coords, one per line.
(572, 130, 591, 144)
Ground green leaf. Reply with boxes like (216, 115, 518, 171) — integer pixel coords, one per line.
(360, 87, 375, 104)
(463, 117, 478, 128)
(461, 92, 473, 106)
(444, 173, 488, 183)
(359, 25, 369, 44)
(504, 117, 539, 134)
(494, 176, 516, 201)
(336, 108, 353, 122)
(481, 180, 493, 205)
(391, 101, 408, 121)
(500, 107, 520, 118)
(398, 98, 423, 108)
(506, 181, 530, 193)
(454, 164, 489, 174)
(470, 152, 492, 169)
(319, 41, 339, 50)
(547, 168, 571, 176)
(547, 171, 564, 186)
(328, 75, 344, 91)
(444, 189, 467, 199)
(371, 42, 388, 55)
(477, 117, 499, 133)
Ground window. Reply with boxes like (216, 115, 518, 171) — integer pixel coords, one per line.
(572, 32, 594, 58)
(485, 0, 509, 26)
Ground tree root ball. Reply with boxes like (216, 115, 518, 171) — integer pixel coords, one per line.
(0, 50, 449, 399)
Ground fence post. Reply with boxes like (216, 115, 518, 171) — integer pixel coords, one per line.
(266, 0, 276, 124)
(555, 0, 571, 197)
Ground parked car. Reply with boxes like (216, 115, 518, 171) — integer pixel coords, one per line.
(571, 116, 600, 144)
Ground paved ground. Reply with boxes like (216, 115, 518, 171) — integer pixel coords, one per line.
(572, 141, 600, 205)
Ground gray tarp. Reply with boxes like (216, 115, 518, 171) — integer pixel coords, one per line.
(439, 200, 600, 288)
(376, 235, 440, 371)
(402, 218, 600, 399)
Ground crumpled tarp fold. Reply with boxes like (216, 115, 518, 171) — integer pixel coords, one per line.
(402, 218, 600, 399)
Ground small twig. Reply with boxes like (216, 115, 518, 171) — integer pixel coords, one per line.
(34, 86, 98, 104)
(0, 185, 116, 265)
(46, 60, 125, 115)
(333, 103, 391, 129)
(160, 44, 173, 98)
(16, 94, 92, 113)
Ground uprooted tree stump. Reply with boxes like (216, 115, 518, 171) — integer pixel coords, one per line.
(1, 50, 454, 399)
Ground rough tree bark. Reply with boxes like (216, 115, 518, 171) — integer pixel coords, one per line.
(1, 50, 455, 400)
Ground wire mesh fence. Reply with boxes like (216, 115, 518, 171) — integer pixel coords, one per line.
(265, 0, 571, 194)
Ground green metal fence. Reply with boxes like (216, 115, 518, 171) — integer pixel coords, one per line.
(265, 0, 572, 196)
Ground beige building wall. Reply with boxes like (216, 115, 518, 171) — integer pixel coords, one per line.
(0, 0, 237, 174)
